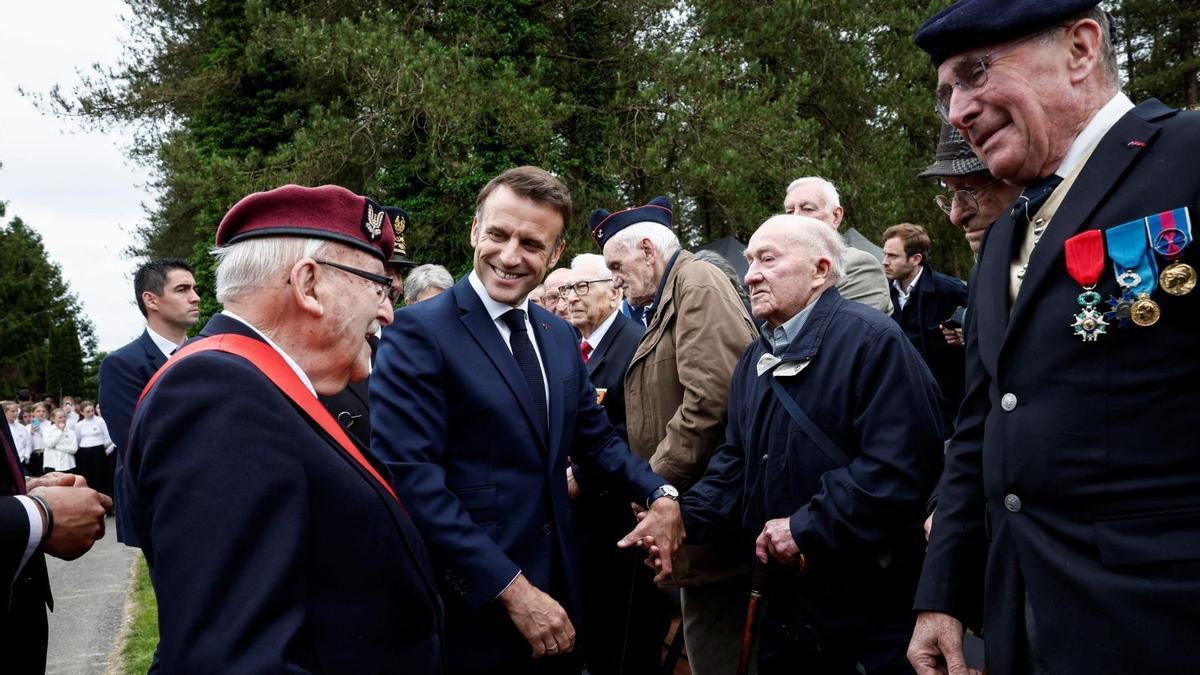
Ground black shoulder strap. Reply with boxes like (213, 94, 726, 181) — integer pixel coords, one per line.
(768, 374, 852, 468)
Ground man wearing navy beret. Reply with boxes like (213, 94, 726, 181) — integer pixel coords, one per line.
(910, 2, 1200, 674)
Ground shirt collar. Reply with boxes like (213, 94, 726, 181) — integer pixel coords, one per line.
(146, 326, 184, 359)
(1056, 92, 1135, 178)
(219, 310, 317, 395)
(468, 270, 532, 322)
(644, 249, 682, 325)
(760, 292, 821, 353)
(583, 307, 620, 348)
(891, 265, 924, 297)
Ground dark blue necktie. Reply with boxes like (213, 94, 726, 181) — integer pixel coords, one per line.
(1011, 174, 1064, 228)
(500, 309, 548, 431)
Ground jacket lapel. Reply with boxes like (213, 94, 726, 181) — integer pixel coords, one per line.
(1004, 106, 1165, 343)
(453, 282, 547, 448)
(585, 312, 623, 377)
(138, 329, 169, 370)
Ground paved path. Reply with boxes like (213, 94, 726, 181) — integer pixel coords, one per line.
(44, 521, 138, 675)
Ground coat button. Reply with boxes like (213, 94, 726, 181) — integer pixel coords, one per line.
(1004, 494, 1022, 513)
(542, 523, 552, 536)
(1000, 393, 1018, 411)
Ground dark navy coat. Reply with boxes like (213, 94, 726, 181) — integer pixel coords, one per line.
(0, 422, 51, 673)
(124, 314, 444, 674)
(370, 278, 664, 674)
(683, 289, 944, 633)
(99, 328, 168, 546)
(889, 265, 968, 428)
(916, 100, 1200, 674)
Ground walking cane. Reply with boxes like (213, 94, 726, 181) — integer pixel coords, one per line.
(736, 558, 769, 675)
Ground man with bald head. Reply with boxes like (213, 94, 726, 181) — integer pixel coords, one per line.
(672, 215, 944, 674)
(910, 2, 1200, 674)
(542, 267, 574, 321)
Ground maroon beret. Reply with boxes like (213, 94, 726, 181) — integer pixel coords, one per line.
(216, 184, 396, 263)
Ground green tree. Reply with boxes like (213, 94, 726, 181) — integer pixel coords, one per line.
(1113, 0, 1200, 108)
(0, 197, 99, 399)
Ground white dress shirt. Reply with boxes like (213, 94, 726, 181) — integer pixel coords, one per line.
(147, 326, 185, 359)
(467, 271, 550, 411)
(892, 266, 924, 312)
(581, 308, 620, 354)
(75, 416, 115, 451)
(221, 310, 317, 396)
(42, 424, 78, 472)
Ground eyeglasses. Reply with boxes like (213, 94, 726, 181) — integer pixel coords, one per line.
(558, 278, 612, 297)
(315, 259, 398, 304)
(541, 292, 562, 305)
(934, 177, 998, 215)
(935, 25, 1069, 119)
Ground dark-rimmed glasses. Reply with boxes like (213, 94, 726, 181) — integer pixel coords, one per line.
(558, 278, 612, 297)
(935, 25, 1070, 119)
(934, 178, 999, 215)
(315, 259, 398, 303)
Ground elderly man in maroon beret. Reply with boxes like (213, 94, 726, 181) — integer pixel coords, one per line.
(122, 184, 444, 673)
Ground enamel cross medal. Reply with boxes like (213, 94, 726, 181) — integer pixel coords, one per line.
(1105, 217, 1161, 327)
(1064, 230, 1107, 341)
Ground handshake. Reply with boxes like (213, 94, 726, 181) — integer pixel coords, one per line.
(26, 472, 112, 560)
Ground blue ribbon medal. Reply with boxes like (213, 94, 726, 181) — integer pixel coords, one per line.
(1105, 218, 1160, 326)
(1146, 207, 1196, 296)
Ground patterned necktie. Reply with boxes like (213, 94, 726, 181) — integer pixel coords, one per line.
(580, 340, 592, 364)
(1011, 174, 1065, 228)
(500, 309, 548, 430)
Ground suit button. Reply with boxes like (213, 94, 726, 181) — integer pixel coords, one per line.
(542, 523, 552, 536)
(1000, 393, 1018, 411)
(1004, 494, 1022, 513)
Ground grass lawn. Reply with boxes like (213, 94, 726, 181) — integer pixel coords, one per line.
(122, 556, 159, 674)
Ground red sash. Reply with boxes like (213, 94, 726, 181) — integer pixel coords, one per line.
(139, 334, 404, 510)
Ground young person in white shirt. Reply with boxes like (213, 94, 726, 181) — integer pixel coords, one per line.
(4, 401, 32, 474)
(27, 403, 48, 476)
(41, 409, 78, 473)
(73, 403, 115, 498)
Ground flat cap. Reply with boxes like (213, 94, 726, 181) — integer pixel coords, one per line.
(383, 206, 418, 270)
(919, 122, 989, 178)
(216, 184, 395, 263)
(915, 0, 1101, 65)
(589, 196, 673, 250)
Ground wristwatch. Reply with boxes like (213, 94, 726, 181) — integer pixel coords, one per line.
(647, 484, 679, 507)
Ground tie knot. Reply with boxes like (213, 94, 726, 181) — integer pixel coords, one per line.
(501, 309, 528, 333)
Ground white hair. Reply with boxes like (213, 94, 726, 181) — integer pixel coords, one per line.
(211, 236, 333, 304)
(760, 215, 846, 284)
(606, 222, 681, 261)
(570, 253, 611, 279)
(403, 264, 454, 304)
(785, 176, 841, 210)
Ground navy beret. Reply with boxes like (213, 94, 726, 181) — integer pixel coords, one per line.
(382, 206, 417, 270)
(915, 0, 1101, 65)
(589, 196, 673, 250)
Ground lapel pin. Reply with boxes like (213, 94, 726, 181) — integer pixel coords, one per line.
(1126, 140, 1147, 149)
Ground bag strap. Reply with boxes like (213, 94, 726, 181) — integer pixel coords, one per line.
(767, 373, 852, 469)
(139, 334, 406, 510)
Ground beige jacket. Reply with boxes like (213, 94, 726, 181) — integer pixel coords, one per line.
(624, 251, 757, 585)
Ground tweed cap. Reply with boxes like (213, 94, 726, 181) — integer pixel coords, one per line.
(216, 184, 395, 262)
(915, 0, 1101, 65)
(589, 196, 673, 250)
(919, 122, 989, 178)
(383, 206, 417, 270)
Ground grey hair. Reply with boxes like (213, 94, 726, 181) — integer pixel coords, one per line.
(606, 222, 681, 261)
(211, 237, 333, 304)
(785, 176, 841, 210)
(403, 264, 454, 304)
(570, 253, 612, 279)
(761, 215, 846, 284)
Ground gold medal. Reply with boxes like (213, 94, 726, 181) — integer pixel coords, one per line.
(1158, 262, 1197, 296)
(1130, 293, 1161, 327)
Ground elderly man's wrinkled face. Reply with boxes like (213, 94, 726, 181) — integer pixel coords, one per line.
(783, 183, 842, 229)
(321, 249, 394, 384)
(471, 185, 565, 307)
(943, 173, 1023, 254)
(937, 27, 1077, 185)
(542, 268, 573, 319)
(603, 239, 659, 307)
(563, 269, 618, 336)
(744, 219, 830, 327)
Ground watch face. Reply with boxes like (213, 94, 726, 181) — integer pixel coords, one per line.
(664, 485, 679, 498)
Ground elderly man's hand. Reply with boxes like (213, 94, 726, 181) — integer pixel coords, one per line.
(941, 326, 964, 347)
(499, 574, 576, 658)
(30, 485, 111, 560)
(565, 465, 580, 500)
(907, 611, 981, 675)
(755, 517, 806, 570)
(617, 497, 684, 583)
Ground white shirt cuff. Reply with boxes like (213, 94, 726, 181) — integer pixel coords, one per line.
(14, 496, 45, 578)
(493, 571, 522, 602)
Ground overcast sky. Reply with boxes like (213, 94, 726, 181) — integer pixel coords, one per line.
(1, 1, 154, 353)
